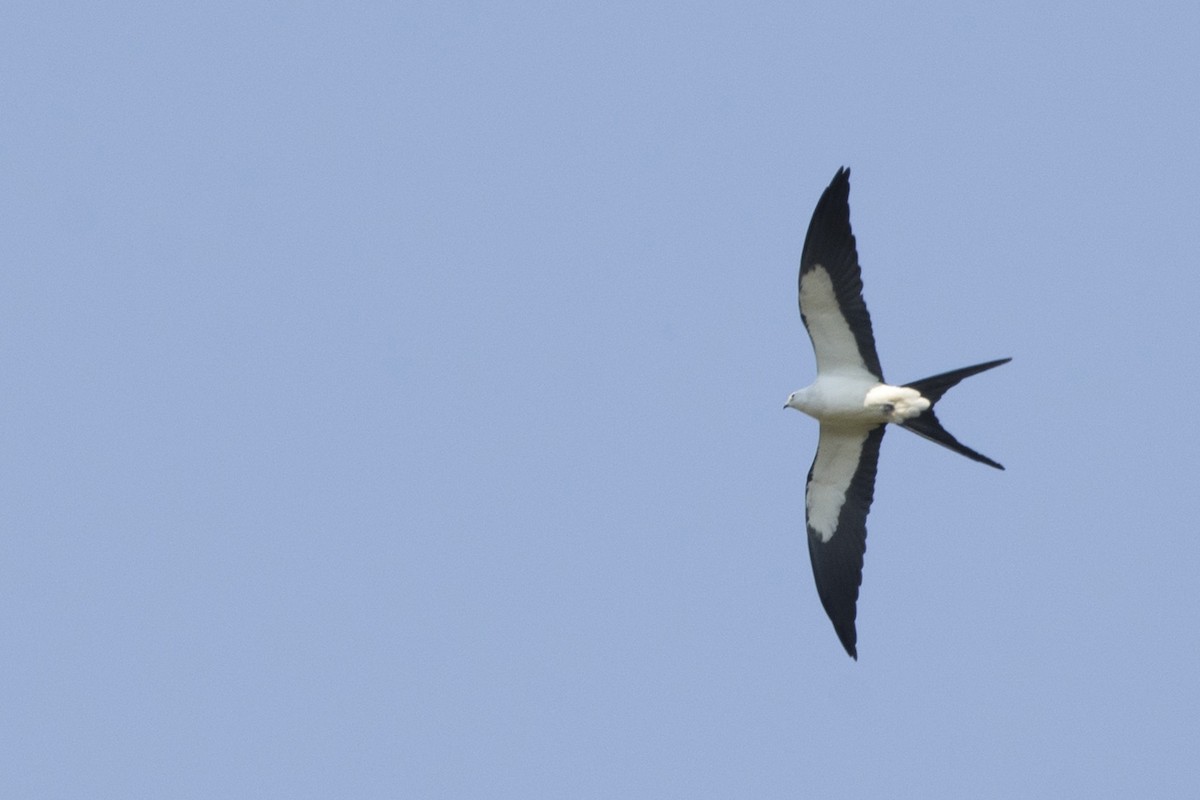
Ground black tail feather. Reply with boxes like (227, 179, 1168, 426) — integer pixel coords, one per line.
(900, 410, 1004, 470)
(903, 358, 1011, 404)
(899, 358, 1010, 470)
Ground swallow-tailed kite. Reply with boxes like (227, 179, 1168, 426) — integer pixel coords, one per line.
(785, 167, 1009, 659)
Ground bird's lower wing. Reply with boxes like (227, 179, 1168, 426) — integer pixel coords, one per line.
(805, 423, 886, 659)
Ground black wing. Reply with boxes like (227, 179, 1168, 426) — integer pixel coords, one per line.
(798, 167, 884, 381)
(805, 423, 887, 659)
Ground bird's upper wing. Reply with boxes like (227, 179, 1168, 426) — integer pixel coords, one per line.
(805, 423, 886, 659)
(799, 167, 884, 381)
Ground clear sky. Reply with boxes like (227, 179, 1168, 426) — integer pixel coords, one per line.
(4, 2, 1199, 797)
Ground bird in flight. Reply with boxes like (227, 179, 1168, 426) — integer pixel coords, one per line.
(785, 167, 1008, 659)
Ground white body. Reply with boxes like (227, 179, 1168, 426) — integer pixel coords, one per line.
(786, 371, 930, 426)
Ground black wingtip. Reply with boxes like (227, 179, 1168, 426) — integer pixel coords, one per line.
(810, 169, 851, 223)
(817, 588, 860, 660)
(832, 620, 858, 660)
(827, 166, 850, 198)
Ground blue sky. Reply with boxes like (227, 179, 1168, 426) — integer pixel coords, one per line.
(4, 2, 1199, 797)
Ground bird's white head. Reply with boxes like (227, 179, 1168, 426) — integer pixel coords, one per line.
(784, 388, 807, 412)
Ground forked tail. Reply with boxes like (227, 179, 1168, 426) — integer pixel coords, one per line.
(899, 358, 1011, 470)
